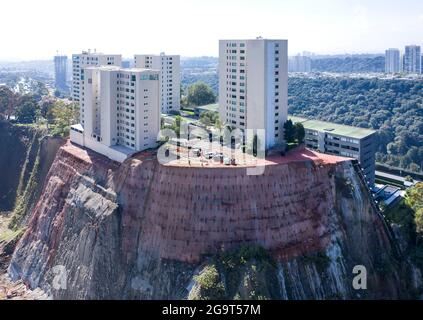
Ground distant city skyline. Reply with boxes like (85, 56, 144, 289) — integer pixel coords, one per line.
(0, 0, 422, 61)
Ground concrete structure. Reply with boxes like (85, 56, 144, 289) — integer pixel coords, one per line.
(71, 50, 122, 124)
(70, 66, 161, 162)
(54, 55, 68, 92)
(219, 38, 288, 150)
(403, 45, 421, 74)
(289, 54, 312, 73)
(290, 116, 376, 186)
(385, 48, 401, 73)
(134, 53, 180, 114)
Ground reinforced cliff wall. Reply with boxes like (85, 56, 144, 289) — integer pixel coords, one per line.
(8, 142, 418, 299)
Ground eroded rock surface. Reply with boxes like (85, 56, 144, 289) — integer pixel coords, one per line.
(7, 142, 418, 299)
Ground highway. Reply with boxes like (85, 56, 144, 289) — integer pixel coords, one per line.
(376, 170, 421, 183)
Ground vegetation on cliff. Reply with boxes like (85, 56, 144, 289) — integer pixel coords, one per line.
(386, 183, 423, 269)
(0, 122, 64, 231)
(189, 246, 279, 300)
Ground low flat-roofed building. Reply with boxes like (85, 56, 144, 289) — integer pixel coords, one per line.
(290, 116, 376, 186)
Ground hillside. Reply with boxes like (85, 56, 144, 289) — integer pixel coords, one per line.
(5, 140, 422, 299)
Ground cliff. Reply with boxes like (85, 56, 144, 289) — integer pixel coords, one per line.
(0, 121, 64, 227)
(6, 142, 422, 299)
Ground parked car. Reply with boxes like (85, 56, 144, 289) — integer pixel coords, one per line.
(205, 152, 214, 159)
(192, 148, 201, 157)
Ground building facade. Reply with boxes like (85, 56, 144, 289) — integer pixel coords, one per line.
(403, 45, 421, 74)
(70, 66, 161, 162)
(219, 38, 288, 150)
(291, 116, 376, 186)
(134, 53, 180, 114)
(54, 55, 68, 92)
(385, 48, 401, 73)
(72, 51, 122, 124)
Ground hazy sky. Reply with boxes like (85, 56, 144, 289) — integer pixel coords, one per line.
(1, 0, 423, 60)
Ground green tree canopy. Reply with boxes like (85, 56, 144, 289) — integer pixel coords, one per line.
(199, 111, 219, 127)
(294, 123, 305, 143)
(50, 101, 78, 137)
(15, 95, 38, 124)
(283, 120, 295, 143)
(0, 86, 16, 120)
(187, 82, 216, 107)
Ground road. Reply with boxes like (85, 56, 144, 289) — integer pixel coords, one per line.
(376, 170, 421, 183)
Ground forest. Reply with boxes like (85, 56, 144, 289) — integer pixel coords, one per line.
(311, 56, 385, 73)
(288, 76, 423, 172)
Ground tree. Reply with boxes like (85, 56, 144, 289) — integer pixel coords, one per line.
(187, 82, 216, 107)
(415, 208, 423, 237)
(294, 123, 305, 143)
(199, 111, 219, 127)
(0, 86, 16, 120)
(15, 96, 38, 124)
(50, 101, 78, 137)
(283, 120, 295, 143)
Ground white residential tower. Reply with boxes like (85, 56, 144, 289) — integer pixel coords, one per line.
(134, 53, 180, 114)
(385, 48, 401, 73)
(70, 66, 161, 162)
(72, 50, 122, 124)
(403, 45, 421, 74)
(219, 38, 288, 150)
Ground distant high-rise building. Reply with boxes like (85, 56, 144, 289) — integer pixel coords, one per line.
(134, 53, 181, 114)
(72, 50, 122, 124)
(54, 55, 68, 92)
(219, 38, 288, 150)
(403, 45, 421, 74)
(288, 54, 312, 73)
(385, 48, 401, 73)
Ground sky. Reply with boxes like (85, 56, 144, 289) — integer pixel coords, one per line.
(1, 0, 423, 61)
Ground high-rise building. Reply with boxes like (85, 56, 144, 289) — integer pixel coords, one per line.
(134, 53, 180, 113)
(385, 48, 401, 73)
(288, 54, 312, 72)
(54, 55, 68, 92)
(72, 50, 122, 124)
(70, 66, 161, 162)
(219, 38, 288, 150)
(403, 45, 421, 74)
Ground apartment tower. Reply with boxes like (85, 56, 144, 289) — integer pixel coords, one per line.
(72, 50, 122, 124)
(219, 38, 288, 150)
(385, 48, 401, 73)
(403, 45, 421, 74)
(134, 53, 180, 113)
(54, 55, 68, 92)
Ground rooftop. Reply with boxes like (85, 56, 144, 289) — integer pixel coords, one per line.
(84, 66, 159, 73)
(289, 116, 376, 139)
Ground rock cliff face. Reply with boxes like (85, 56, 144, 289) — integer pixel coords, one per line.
(0, 121, 64, 226)
(7, 142, 419, 299)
